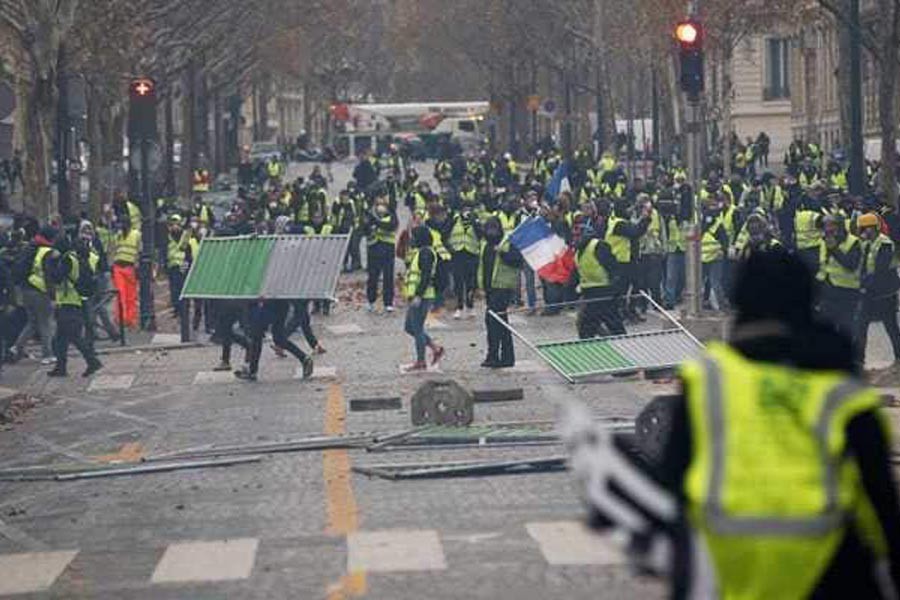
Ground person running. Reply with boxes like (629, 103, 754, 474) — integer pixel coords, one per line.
(236, 299, 313, 382)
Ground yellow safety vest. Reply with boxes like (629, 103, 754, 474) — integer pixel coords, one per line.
(701, 217, 725, 264)
(681, 343, 889, 600)
(576, 239, 610, 289)
(127, 201, 142, 231)
(96, 226, 114, 254)
(498, 212, 519, 235)
(605, 216, 631, 264)
(794, 210, 822, 250)
(303, 224, 334, 236)
(370, 215, 395, 245)
(817, 235, 861, 290)
(404, 247, 436, 300)
(429, 228, 451, 261)
(666, 218, 686, 253)
(864, 234, 897, 275)
(722, 206, 736, 243)
(55, 254, 82, 307)
(762, 185, 784, 212)
(449, 216, 479, 255)
(639, 209, 664, 256)
(167, 233, 186, 268)
(478, 239, 517, 290)
(266, 161, 282, 178)
(28, 247, 53, 293)
(114, 230, 141, 265)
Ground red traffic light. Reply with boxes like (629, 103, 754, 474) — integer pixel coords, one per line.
(675, 20, 701, 46)
(130, 77, 156, 99)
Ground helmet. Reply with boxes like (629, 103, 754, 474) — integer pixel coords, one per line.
(857, 212, 879, 230)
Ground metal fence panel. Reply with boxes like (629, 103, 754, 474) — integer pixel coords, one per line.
(260, 235, 350, 300)
(181, 236, 274, 299)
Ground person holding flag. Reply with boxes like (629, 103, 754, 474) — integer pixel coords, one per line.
(478, 217, 523, 368)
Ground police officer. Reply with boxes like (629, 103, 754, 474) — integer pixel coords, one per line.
(478, 217, 522, 368)
(47, 236, 102, 378)
(857, 212, 900, 367)
(365, 196, 398, 312)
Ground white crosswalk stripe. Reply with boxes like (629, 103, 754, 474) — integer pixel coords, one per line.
(151, 538, 259, 583)
(327, 323, 365, 335)
(526, 521, 625, 566)
(0, 550, 78, 595)
(193, 370, 238, 384)
(348, 529, 447, 573)
(151, 333, 182, 345)
(294, 365, 338, 380)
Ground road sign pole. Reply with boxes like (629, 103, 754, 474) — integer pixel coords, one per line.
(684, 100, 702, 317)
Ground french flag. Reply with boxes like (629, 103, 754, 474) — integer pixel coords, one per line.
(509, 217, 576, 284)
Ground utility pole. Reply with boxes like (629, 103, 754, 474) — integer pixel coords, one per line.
(847, 0, 865, 195)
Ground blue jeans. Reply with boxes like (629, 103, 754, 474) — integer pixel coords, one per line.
(404, 298, 432, 362)
(703, 260, 726, 311)
(664, 252, 685, 307)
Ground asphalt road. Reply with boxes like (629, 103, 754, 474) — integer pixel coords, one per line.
(0, 159, 896, 599)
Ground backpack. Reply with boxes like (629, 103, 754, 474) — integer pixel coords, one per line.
(74, 253, 96, 298)
(11, 244, 37, 286)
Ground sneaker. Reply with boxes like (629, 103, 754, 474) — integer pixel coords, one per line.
(367, 303, 376, 313)
(234, 368, 257, 382)
(481, 358, 498, 368)
(82, 361, 103, 378)
(301, 357, 314, 379)
(40, 356, 57, 366)
(453, 309, 462, 320)
(47, 368, 66, 377)
(385, 305, 395, 313)
(213, 361, 232, 372)
(402, 361, 428, 373)
(431, 346, 445, 366)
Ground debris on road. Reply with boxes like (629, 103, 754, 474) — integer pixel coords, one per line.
(149, 434, 375, 461)
(0, 455, 262, 482)
(410, 380, 473, 426)
(349, 397, 403, 411)
(353, 456, 567, 480)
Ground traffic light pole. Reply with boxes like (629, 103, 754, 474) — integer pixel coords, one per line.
(139, 138, 156, 332)
(684, 98, 702, 317)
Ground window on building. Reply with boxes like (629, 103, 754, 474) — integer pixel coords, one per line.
(765, 38, 791, 100)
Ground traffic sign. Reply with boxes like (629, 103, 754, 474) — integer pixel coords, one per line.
(540, 100, 556, 116)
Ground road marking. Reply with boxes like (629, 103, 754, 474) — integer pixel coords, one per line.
(94, 442, 144, 464)
(151, 333, 182, 345)
(323, 382, 366, 599)
(526, 521, 625, 566)
(509, 360, 546, 373)
(151, 538, 258, 583)
(398, 363, 443, 375)
(87, 374, 135, 391)
(348, 529, 447, 573)
(294, 365, 338, 380)
(0, 550, 77, 595)
(327, 324, 364, 336)
(193, 370, 238, 385)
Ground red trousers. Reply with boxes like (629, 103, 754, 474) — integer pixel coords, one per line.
(111, 264, 138, 328)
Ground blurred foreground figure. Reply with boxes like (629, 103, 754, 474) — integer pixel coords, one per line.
(566, 249, 899, 599)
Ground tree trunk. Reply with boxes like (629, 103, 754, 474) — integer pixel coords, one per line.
(877, 0, 899, 209)
(86, 84, 103, 221)
(23, 77, 55, 219)
(183, 61, 196, 196)
(163, 90, 175, 196)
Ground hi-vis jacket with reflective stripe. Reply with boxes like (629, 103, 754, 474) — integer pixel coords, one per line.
(680, 343, 889, 600)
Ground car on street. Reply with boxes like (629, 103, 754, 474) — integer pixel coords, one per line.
(249, 141, 283, 166)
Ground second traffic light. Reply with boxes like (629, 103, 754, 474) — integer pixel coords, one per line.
(128, 77, 158, 141)
(675, 20, 704, 98)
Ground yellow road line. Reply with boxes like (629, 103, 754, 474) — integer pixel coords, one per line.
(323, 382, 366, 599)
(93, 442, 144, 464)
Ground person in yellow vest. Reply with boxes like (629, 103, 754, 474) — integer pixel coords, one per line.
(192, 167, 211, 193)
(111, 216, 141, 329)
(574, 216, 625, 339)
(12, 227, 58, 363)
(636, 193, 665, 311)
(424, 204, 452, 312)
(266, 157, 283, 187)
(401, 225, 445, 372)
(816, 214, 863, 358)
(735, 209, 781, 260)
(165, 214, 190, 317)
(660, 196, 686, 309)
(449, 200, 481, 320)
(602, 198, 650, 320)
(650, 249, 899, 599)
(700, 195, 730, 311)
(365, 196, 398, 312)
(46, 238, 102, 378)
(477, 217, 522, 368)
(77, 220, 119, 344)
(113, 191, 142, 232)
(857, 213, 900, 368)
(190, 196, 214, 228)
